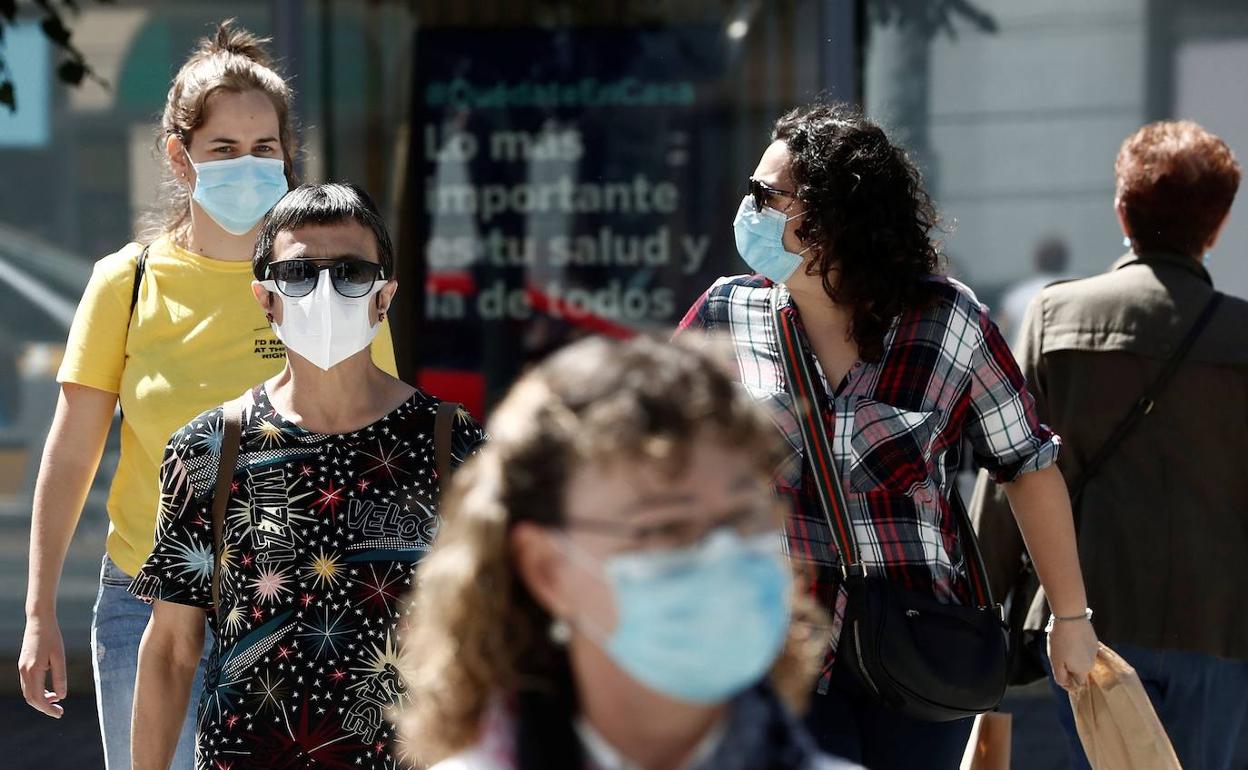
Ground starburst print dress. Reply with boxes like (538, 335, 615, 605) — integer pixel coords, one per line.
(130, 384, 486, 769)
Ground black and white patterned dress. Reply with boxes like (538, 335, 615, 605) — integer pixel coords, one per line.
(131, 384, 486, 769)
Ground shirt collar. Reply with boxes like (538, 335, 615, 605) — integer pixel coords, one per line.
(1113, 249, 1213, 286)
(574, 712, 728, 770)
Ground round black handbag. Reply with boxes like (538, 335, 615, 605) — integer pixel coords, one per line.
(838, 569, 1008, 722)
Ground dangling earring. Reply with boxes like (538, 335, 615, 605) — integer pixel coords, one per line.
(379, 311, 386, 323)
(266, 312, 274, 323)
(549, 617, 572, 645)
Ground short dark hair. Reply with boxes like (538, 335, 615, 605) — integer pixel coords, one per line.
(1116, 121, 1241, 256)
(253, 182, 395, 280)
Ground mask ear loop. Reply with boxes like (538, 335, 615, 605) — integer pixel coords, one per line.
(180, 139, 198, 186)
(787, 208, 814, 258)
(548, 532, 615, 649)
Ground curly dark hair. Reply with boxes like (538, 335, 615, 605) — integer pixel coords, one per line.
(773, 102, 941, 361)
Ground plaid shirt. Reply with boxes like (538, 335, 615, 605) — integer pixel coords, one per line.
(677, 274, 1059, 679)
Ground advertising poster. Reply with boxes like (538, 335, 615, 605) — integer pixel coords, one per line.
(405, 26, 743, 413)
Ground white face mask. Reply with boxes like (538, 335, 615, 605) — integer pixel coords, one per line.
(257, 272, 385, 371)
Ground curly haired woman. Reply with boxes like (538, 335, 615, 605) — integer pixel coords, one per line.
(676, 102, 1098, 768)
(399, 336, 860, 770)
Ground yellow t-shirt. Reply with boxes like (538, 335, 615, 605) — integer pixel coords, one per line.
(57, 235, 399, 576)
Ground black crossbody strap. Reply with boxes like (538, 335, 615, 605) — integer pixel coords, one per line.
(211, 396, 247, 622)
(771, 289, 860, 568)
(117, 244, 150, 422)
(129, 244, 149, 324)
(435, 401, 461, 484)
(772, 288, 996, 606)
(1068, 292, 1223, 503)
(946, 483, 997, 609)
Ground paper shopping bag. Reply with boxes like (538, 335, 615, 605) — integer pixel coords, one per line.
(1068, 644, 1182, 770)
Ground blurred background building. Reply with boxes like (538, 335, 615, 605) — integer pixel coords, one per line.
(1, 1, 1246, 766)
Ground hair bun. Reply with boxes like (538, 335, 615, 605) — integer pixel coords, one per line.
(201, 18, 273, 67)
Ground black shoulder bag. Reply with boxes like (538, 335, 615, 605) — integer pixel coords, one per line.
(773, 289, 1007, 722)
(1004, 291, 1224, 685)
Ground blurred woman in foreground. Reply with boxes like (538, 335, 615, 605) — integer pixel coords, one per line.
(398, 335, 860, 770)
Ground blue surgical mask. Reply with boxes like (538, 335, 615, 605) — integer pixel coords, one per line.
(564, 528, 792, 704)
(186, 149, 288, 235)
(732, 195, 810, 284)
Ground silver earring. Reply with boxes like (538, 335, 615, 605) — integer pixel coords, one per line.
(1122, 236, 1131, 248)
(549, 617, 572, 645)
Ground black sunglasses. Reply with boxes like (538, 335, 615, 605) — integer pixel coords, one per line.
(264, 258, 385, 299)
(748, 177, 796, 213)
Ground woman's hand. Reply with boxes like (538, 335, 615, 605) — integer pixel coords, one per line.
(22, 384, 117, 717)
(1046, 619, 1099, 691)
(18, 613, 67, 718)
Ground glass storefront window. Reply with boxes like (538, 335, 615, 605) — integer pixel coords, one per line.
(397, 2, 853, 412)
(0, 0, 852, 664)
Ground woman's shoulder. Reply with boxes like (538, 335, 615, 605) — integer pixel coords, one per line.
(166, 387, 260, 457)
(86, 240, 147, 295)
(401, 389, 471, 429)
(706, 273, 774, 300)
(447, 401, 487, 451)
(164, 404, 226, 465)
(406, 390, 488, 452)
(915, 273, 992, 333)
(679, 273, 774, 331)
(922, 273, 986, 313)
(93, 233, 188, 273)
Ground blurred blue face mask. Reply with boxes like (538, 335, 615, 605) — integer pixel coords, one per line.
(732, 195, 810, 284)
(186, 148, 288, 235)
(561, 528, 792, 704)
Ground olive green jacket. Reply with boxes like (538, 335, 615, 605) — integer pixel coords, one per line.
(970, 251, 1248, 661)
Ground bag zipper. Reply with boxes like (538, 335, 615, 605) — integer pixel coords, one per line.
(852, 620, 882, 696)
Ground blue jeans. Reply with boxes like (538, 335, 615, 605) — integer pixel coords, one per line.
(804, 662, 976, 769)
(1047, 644, 1248, 770)
(92, 554, 211, 770)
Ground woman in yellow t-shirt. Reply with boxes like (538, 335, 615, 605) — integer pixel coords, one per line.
(16, 21, 396, 769)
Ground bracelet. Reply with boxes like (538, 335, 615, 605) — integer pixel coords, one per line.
(1045, 608, 1094, 634)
